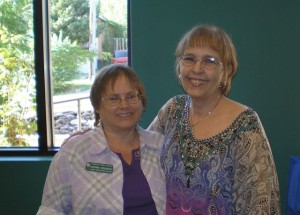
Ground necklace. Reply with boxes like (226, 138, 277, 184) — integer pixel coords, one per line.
(190, 95, 222, 127)
(175, 95, 227, 188)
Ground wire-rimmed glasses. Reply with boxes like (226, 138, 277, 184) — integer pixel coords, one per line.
(180, 55, 222, 70)
(101, 92, 142, 106)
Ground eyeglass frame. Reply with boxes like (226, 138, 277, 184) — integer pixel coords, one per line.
(179, 55, 222, 70)
(101, 92, 142, 106)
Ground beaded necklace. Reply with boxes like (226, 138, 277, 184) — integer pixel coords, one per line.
(175, 96, 232, 188)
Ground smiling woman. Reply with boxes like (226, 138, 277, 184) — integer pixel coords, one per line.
(148, 24, 281, 214)
(37, 64, 166, 214)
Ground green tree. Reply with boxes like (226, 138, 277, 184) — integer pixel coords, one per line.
(0, 0, 32, 35)
(50, 0, 91, 45)
(0, 0, 128, 146)
(51, 33, 97, 94)
(0, 0, 36, 146)
(50, 0, 127, 47)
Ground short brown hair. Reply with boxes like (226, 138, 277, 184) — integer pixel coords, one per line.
(90, 64, 146, 125)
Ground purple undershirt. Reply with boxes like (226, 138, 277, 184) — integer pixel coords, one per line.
(116, 148, 158, 215)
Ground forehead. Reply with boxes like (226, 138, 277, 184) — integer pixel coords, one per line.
(105, 75, 136, 93)
(184, 46, 220, 58)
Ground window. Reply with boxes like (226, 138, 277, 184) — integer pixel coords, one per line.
(0, 0, 129, 155)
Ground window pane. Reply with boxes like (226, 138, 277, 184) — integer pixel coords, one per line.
(0, 0, 38, 147)
(50, 0, 128, 147)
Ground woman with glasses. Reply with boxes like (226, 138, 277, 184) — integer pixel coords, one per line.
(37, 64, 166, 215)
(148, 24, 280, 214)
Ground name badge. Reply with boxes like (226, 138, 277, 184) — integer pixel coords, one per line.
(85, 162, 113, 174)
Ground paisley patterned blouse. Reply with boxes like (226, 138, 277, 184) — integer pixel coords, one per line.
(148, 95, 280, 215)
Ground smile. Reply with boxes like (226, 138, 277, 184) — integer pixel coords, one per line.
(189, 78, 207, 86)
(117, 113, 132, 117)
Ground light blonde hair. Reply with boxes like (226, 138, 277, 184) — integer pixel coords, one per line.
(175, 24, 238, 95)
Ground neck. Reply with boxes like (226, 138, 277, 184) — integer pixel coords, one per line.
(190, 94, 222, 126)
(103, 126, 139, 151)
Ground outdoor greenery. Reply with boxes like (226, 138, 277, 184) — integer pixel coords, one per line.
(0, 0, 127, 147)
(50, 0, 91, 45)
(50, 0, 127, 93)
(0, 0, 36, 146)
(51, 33, 97, 94)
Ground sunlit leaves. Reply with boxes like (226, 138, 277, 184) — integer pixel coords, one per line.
(0, 0, 35, 146)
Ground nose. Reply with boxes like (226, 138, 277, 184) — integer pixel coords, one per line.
(193, 60, 204, 73)
(119, 97, 130, 107)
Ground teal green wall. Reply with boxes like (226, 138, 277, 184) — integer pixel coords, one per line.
(0, 158, 51, 214)
(0, 1, 299, 214)
(131, 0, 300, 213)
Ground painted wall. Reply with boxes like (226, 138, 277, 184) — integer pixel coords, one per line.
(131, 0, 300, 213)
(0, 158, 51, 214)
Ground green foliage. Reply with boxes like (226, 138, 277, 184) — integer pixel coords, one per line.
(0, 0, 36, 146)
(0, 26, 37, 146)
(99, 52, 112, 69)
(50, 0, 127, 52)
(50, 0, 95, 45)
(0, 0, 32, 35)
(0, 0, 127, 146)
(51, 34, 97, 94)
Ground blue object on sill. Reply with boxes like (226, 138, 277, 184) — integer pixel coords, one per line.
(287, 156, 300, 215)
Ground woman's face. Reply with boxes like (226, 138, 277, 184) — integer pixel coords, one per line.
(97, 75, 143, 132)
(179, 46, 223, 100)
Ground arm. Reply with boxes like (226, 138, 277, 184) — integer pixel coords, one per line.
(37, 151, 72, 215)
(147, 97, 177, 134)
(233, 117, 280, 214)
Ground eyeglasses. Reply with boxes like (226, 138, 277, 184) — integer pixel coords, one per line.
(102, 92, 142, 106)
(180, 55, 222, 70)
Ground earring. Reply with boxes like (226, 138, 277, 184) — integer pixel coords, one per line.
(219, 81, 227, 89)
(96, 118, 102, 126)
(178, 74, 182, 85)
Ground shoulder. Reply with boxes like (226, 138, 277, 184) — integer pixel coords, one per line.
(160, 94, 189, 113)
(223, 97, 248, 113)
(216, 97, 265, 132)
(137, 126, 164, 147)
(220, 97, 252, 122)
(229, 104, 267, 137)
(168, 94, 189, 105)
(60, 127, 106, 154)
(138, 126, 164, 140)
(225, 98, 261, 123)
(148, 94, 189, 133)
